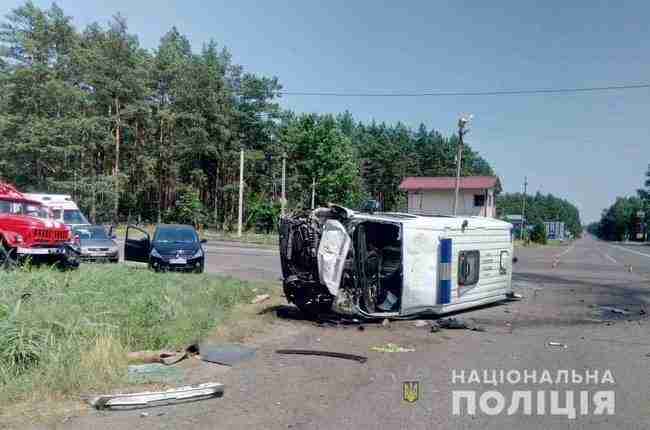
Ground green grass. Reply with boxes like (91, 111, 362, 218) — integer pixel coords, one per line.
(0, 265, 270, 406)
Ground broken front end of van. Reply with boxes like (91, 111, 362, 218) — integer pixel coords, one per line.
(279, 205, 514, 318)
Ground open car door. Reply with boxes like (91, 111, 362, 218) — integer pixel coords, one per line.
(124, 225, 150, 263)
(317, 219, 351, 296)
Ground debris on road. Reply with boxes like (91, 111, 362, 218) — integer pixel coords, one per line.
(430, 322, 441, 333)
(413, 320, 428, 328)
(127, 343, 198, 365)
(601, 306, 631, 315)
(200, 344, 256, 366)
(251, 294, 271, 304)
(437, 317, 485, 332)
(370, 343, 415, 353)
(276, 349, 368, 363)
(127, 363, 184, 384)
(87, 382, 224, 410)
(381, 318, 391, 328)
(547, 341, 568, 349)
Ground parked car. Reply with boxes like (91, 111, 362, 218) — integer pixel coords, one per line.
(73, 225, 119, 263)
(124, 224, 206, 272)
(279, 204, 514, 317)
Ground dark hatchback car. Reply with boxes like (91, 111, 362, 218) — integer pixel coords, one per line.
(124, 224, 206, 273)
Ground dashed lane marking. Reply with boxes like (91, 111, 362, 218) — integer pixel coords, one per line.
(611, 245, 650, 259)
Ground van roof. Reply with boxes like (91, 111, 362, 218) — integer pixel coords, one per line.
(24, 194, 79, 210)
(353, 211, 512, 230)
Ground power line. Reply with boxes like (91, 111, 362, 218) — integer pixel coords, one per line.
(277, 82, 650, 97)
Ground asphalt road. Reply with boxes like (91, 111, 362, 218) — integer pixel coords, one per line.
(201, 241, 280, 282)
(45, 236, 650, 429)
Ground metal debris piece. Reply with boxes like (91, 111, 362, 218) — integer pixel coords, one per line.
(251, 294, 271, 304)
(88, 382, 224, 410)
(370, 343, 415, 353)
(276, 349, 368, 363)
(127, 363, 184, 384)
(128, 343, 197, 365)
(438, 317, 485, 332)
(547, 341, 568, 349)
(601, 306, 631, 315)
(200, 344, 256, 366)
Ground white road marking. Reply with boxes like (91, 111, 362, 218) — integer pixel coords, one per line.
(553, 244, 575, 259)
(611, 245, 650, 259)
(602, 253, 618, 264)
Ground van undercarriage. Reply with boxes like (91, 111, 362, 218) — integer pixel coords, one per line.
(279, 207, 403, 318)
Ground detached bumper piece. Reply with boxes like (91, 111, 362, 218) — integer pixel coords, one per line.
(88, 382, 224, 410)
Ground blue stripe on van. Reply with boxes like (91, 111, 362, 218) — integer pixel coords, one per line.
(438, 238, 452, 304)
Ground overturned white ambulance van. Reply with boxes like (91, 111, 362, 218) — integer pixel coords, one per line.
(279, 205, 514, 318)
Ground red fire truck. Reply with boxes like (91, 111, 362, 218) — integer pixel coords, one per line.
(0, 182, 79, 269)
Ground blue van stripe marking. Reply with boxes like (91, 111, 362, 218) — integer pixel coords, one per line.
(438, 238, 452, 304)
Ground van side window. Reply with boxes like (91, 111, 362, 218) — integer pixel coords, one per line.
(458, 250, 480, 285)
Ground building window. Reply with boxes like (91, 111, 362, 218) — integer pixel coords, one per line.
(474, 194, 486, 207)
(458, 250, 480, 286)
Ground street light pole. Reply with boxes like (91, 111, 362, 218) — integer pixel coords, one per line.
(521, 176, 528, 241)
(237, 148, 244, 237)
(281, 151, 286, 217)
(453, 115, 471, 216)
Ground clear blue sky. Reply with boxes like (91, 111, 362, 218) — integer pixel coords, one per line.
(6, 0, 650, 222)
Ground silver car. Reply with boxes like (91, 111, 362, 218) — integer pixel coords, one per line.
(73, 225, 119, 263)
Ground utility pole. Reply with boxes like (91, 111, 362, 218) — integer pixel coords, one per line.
(521, 176, 528, 241)
(311, 177, 316, 210)
(213, 169, 219, 229)
(281, 152, 286, 217)
(453, 115, 471, 216)
(237, 149, 244, 237)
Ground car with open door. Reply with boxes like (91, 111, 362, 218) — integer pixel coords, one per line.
(124, 224, 206, 273)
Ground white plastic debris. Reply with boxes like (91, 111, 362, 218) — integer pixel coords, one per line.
(547, 341, 568, 349)
(87, 382, 224, 410)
